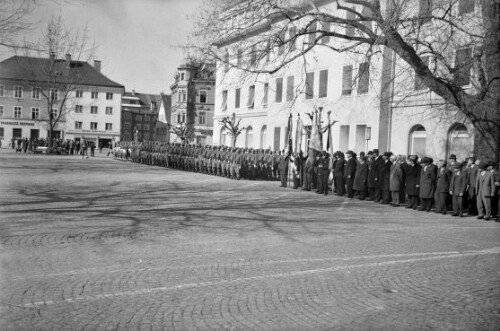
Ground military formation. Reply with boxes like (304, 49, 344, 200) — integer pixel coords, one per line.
(113, 141, 289, 181)
(113, 141, 500, 222)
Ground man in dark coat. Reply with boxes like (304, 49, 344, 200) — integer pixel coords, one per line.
(466, 157, 479, 216)
(449, 162, 468, 217)
(344, 150, 357, 198)
(317, 151, 330, 195)
(419, 157, 437, 212)
(379, 152, 392, 204)
(302, 149, 315, 191)
(353, 156, 369, 200)
(333, 152, 346, 196)
(369, 149, 383, 202)
(434, 160, 452, 214)
(405, 155, 420, 209)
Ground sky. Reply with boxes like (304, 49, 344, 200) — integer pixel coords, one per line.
(4, 0, 205, 94)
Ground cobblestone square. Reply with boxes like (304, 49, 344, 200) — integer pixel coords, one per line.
(1, 151, 499, 330)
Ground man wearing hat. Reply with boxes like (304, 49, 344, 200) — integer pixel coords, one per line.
(380, 152, 393, 204)
(449, 162, 468, 217)
(475, 161, 496, 220)
(354, 155, 369, 200)
(435, 160, 452, 215)
(317, 151, 330, 195)
(333, 152, 346, 196)
(466, 157, 479, 216)
(448, 154, 457, 170)
(370, 149, 383, 202)
(344, 150, 357, 198)
(419, 157, 437, 212)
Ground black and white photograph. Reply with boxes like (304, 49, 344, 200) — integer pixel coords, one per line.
(0, 0, 499, 329)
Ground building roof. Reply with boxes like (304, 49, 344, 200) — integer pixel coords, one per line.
(0, 56, 124, 88)
(122, 91, 162, 114)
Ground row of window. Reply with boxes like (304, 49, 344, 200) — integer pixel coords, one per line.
(0, 106, 58, 119)
(220, 67, 369, 111)
(74, 122, 113, 130)
(175, 89, 209, 104)
(173, 112, 207, 125)
(75, 105, 114, 115)
(122, 113, 152, 122)
(122, 122, 151, 131)
(0, 86, 114, 100)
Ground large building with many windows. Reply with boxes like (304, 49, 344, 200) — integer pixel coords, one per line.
(170, 59, 215, 145)
(212, 0, 478, 160)
(121, 91, 161, 142)
(0, 55, 124, 147)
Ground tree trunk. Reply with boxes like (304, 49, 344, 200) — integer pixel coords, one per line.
(472, 101, 500, 163)
(231, 135, 236, 147)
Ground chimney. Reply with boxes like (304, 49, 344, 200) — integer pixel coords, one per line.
(93, 60, 101, 73)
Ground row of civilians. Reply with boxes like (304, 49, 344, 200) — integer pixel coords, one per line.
(290, 149, 499, 221)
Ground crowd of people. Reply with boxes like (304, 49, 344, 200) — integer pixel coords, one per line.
(9, 137, 100, 157)
(114, 141, 500, 221)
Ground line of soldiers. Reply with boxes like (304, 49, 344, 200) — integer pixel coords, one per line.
(113, 141, 290, 181)
(288, 148, 500, 221)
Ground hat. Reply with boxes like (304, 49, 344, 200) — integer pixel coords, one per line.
(346, 150, 354, 155)
(359, 155, 367, 161)
(408, 155, 418, 162)
(449, 154, 457, 160)
(478, 161, 489, 169)
(421, 157, 431, 164)
(372, 149, 379, 154)
(359, 152, 365, 156)
(454, 162, 463, 169)
(383, 152, 392, 157)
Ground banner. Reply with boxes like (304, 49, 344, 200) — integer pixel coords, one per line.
(294, 115, 303, 153)
(309, 110, 322, 151)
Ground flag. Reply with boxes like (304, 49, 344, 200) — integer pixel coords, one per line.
(326, 119, 332, 154)
(309, 109, 322, 151)
(294, 115, 303, 153)
(286, 113, 293, 155)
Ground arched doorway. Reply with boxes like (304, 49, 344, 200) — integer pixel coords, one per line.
(245, 126, 253, 148)
(408, 125, 426, 156)
(447, 123, 472, 161)
(260, 125, 267, 149)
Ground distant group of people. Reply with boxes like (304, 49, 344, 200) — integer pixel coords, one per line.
(9, 137, 100, 157)
(112, 141, 499, 221)
(290, 149, 500, 221)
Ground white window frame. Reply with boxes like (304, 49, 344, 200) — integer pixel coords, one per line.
(14, 106, 22, 118)
(91, 91, 98, 99)
(90, 122, 98, 130)
(31, 107, 40, 120)
(14, 85, 23, 99)
(32, 87, 40, 99)
(90, 106, 98, 114)
(105, 107, 113, 115)
(106, 92, 113, 100)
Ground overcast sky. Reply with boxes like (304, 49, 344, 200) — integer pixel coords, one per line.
(4, 0, 204, 94)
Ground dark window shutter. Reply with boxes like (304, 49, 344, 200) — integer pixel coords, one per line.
(342, 65, 353, 95)
(286, 76, 294, 101)
(305, 72, 314, 99)
(319, 70, 328, 98)
(274, 127, 281, 151)
(454, 48, 472, 86)
(235, 88, 241, 108)
(357, 63, 370, 94)
(275, 78, 283, 102)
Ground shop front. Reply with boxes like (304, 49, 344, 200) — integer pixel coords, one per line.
(0, 120, 52, 146)
(66, 129, 120, 149)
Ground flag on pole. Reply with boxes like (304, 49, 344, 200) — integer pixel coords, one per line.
(309, 109, 322, 151)
(286, 113, 293, 155)
(326, 119, 332, 154)
(294, 114, 303, 153)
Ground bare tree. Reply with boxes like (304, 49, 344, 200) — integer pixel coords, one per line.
(15, 15, 96, 149)
(169, 122, 195, 143)
(0, 0, 32, 50)
(219, 112, 246, 147)
(190, 0, 500, 161)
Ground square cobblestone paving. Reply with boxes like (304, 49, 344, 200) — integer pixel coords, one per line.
(1, 150, 499, 330)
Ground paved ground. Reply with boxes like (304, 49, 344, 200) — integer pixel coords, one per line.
(0, 150, 499, 331)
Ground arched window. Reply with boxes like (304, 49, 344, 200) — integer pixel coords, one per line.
(447, 123, 472, 161)
(245, 126, 253, 148)
(220, 127, 227, 146)
(408, 125, 426, 156)
(260, 125, 267, 149)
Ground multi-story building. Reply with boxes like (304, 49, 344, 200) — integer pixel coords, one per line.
(121, 91, 161, 142)
(0, 55, 124, 147)
(170, 58, 215, 145)
(212, 0, 480, 160)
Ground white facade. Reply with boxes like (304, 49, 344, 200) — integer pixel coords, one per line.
(214, 1, 383, 153)
(65, 86, 123, 146)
